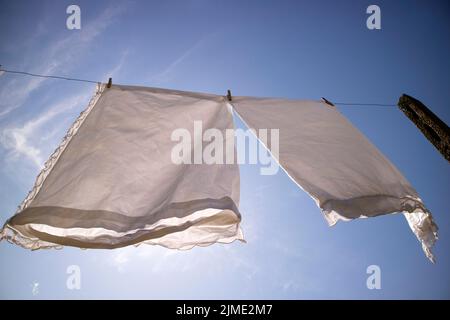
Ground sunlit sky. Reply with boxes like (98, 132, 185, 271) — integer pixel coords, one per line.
(0, 0, 449, 299)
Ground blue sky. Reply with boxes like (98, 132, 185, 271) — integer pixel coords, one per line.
(0, 0, 449, 299)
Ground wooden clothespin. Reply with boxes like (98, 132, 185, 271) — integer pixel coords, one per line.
(321, 97, 335, 107)
(227, 89, 232, 102)
(107, 78, 112, 88)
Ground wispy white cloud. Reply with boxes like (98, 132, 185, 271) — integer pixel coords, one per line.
(31, 281, 39, 296)
(0, 77, 48, 118)
(0, 2, 130, 170)
(109, 245, 178, 273)
(0, 48, 129, 170)
(111, 250, 130, 273)
(0, 92, 91, 168)
(0, 4, 128, 118)
(104, 49, 129, 80)
(149, 37, 208, 84)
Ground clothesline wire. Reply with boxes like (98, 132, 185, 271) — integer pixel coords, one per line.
(331, 102, 396, 107)
(0, 67, 397, 107)
(0, 68, 99, 84)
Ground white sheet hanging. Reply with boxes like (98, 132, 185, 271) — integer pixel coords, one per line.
(231, 96, 438, 262)
(0, 84, 243, 250)
(0, 85, 438, 262)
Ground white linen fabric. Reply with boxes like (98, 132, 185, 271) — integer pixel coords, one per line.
(0, 85, 438, 262)
(0, 84, 243, 250)
(231, 96, 438, 262)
